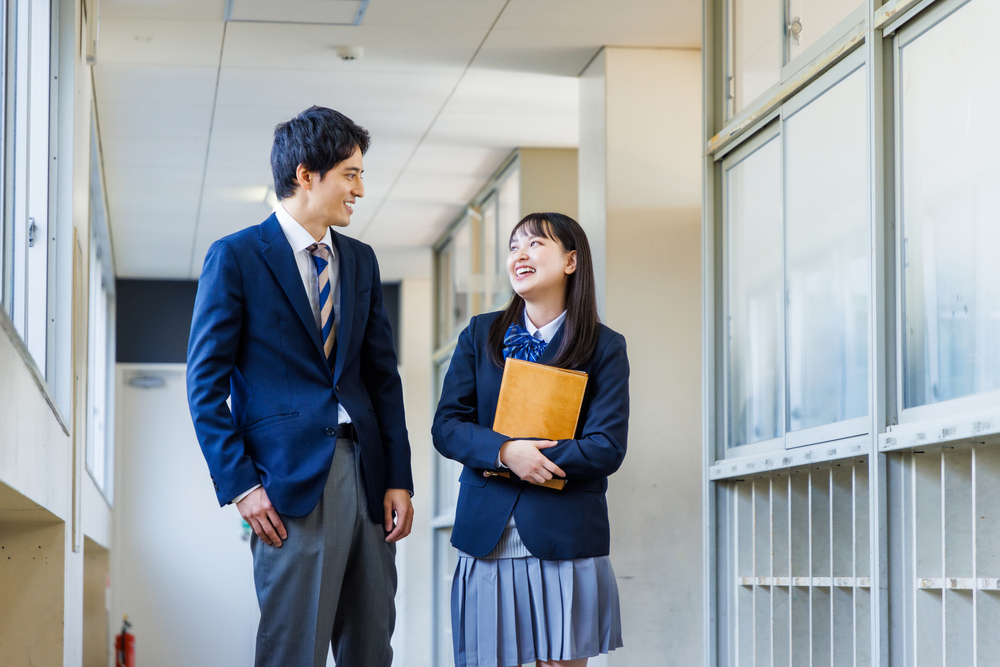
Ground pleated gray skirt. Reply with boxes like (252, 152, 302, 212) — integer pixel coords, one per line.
(451, 555, 623, 667)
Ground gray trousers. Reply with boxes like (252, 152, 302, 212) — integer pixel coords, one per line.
(251, 438, 397, 667)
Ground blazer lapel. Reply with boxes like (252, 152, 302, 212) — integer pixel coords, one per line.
(331, 231, 355, 384)
(259, 215, 326, 363)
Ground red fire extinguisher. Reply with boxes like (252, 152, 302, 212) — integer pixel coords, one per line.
(115, 615, 135, 667)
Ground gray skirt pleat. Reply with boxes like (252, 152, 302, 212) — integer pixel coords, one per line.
(451, 555, 623, 667)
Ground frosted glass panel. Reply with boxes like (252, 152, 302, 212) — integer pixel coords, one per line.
(727, 137, 783, 448)
(901, 0, 1000, 408)
(786, 0, 863, 62)
(451, 220, 473, 339)
(732, 0, 781, 113)
(785, 67, 869, 432)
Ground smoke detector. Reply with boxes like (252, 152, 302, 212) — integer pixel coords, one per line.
(335, 45, 364, 61)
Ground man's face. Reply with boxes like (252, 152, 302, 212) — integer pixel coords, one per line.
(310, 147, 365, 228)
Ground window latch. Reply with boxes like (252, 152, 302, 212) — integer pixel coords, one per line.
(27, 217, 37, 247)
(787, 17, 803, 44)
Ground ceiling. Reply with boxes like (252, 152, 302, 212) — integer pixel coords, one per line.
(94, 0, 700, 281)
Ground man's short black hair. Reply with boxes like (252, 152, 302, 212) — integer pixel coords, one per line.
(271, 106, 370, 200)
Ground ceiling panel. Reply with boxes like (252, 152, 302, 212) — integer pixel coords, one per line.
(389, 171, 485, 206)
(94, 64, 218, 106)
(227, 0, 363, 24)
(362, 0, 508, 29)
(97, 18, 225, 66)
(214, 69, 459, 112)
(426, 111, 578, 148)
(96, 102, 215, 139)
(444, 69, 578, 116)
(101, 0, 226, 20)
(221, 22, 481, 72)
(496, 0, 700, 46)
(93, 0, 702, 280)
(405, 144, 511, 179)
(100, 136, 208, 169)
(361, 200, 463, 246)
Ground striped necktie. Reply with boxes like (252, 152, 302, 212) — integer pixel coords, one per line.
(307, 242, 336, 363)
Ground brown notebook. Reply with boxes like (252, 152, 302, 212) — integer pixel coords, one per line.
(490, 358, 589, 490)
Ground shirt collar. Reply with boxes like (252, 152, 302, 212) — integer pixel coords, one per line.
(524, 310, 567, 344)
(274, 203, 334, 258)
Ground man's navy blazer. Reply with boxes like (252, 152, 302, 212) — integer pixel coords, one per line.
(187, 214, 412, 521)
(432, 311, 629, 560)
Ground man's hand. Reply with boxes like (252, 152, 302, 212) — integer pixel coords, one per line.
(498, 439, 566, 485)
(383, 489, 413, 543)
(236, 487, 288, 548)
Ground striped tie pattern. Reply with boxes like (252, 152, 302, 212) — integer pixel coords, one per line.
(503, 323, 547, 362)
(307, 242, 336, 362)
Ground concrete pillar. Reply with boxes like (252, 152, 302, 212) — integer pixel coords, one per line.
(518, 148, 578, 220)
(578, 47, 703, 665)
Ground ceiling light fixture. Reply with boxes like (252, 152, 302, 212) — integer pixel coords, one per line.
(335, 45, 364, 61)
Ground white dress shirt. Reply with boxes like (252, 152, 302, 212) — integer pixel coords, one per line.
(233, 204, 352, 504)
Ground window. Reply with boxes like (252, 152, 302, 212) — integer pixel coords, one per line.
(87, 114, 115, 501)
(2, 0, 57, 377)
(723, 55, 869, 454)
(726, 0, 865, 117)
(898, 0, 1000, 415)
(783, 65, 868, 439)
(708, 0, 1000, 662)
(726, 133, 783, 449)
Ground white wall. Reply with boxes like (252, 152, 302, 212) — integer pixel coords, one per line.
(112, 364, 259, 667)
(579, 47, 704, 666)
(397, 275, 434, 667)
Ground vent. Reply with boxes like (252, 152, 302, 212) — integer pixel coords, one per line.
(225, 0, 369, 25)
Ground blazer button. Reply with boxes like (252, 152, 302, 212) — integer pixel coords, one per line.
(335, 384, 340, 392)
(326, 427, 336, 436)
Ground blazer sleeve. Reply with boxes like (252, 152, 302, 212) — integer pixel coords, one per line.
(358, 248, 414, 493)
(543, 333, 630, 479)
(432, 317, 510, 470)
(186, 240, 262, 506)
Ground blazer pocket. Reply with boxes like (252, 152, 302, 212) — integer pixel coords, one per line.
(241, 412, 299, 434)
(459, 466, 488, 488)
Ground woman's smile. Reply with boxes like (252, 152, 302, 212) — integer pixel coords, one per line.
(507, 232, 575, 299)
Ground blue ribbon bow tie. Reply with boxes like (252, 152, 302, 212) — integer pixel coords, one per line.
(503, 324, 547, 362)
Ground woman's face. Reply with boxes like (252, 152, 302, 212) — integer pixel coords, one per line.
(506, 226, 577, 303)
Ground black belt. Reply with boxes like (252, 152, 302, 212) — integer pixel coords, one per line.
(327, 423, 357, 441)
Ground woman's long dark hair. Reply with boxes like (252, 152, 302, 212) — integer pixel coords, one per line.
(487, 212, 600, 370)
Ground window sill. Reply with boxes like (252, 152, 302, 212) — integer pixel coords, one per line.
(880, 410, 1000, 453)
(710, 433, 870, 481)
(0, 307, 69, 436)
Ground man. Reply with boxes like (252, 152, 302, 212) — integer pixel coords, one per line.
(187, 106, 413, 667)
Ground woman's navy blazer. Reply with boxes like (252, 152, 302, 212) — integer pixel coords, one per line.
(432, 311, 630, 560)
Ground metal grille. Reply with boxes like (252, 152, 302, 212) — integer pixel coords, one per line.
(729, 457, 871, 665)
(888, 443, 1000, 666)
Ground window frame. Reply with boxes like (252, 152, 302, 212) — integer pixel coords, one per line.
(724, 0, 868, 121)
(890, 0, 993, 429)
(720, 49, 870, 461)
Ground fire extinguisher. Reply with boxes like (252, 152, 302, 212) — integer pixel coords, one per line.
(115, 615, 135, 667)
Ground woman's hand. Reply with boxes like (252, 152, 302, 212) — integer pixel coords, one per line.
(498, 439, 566, 485)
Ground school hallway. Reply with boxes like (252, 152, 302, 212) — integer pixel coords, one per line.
(1, 0, 995, 665)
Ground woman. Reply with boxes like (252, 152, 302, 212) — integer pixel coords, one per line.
(432, 212, 629, 667)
